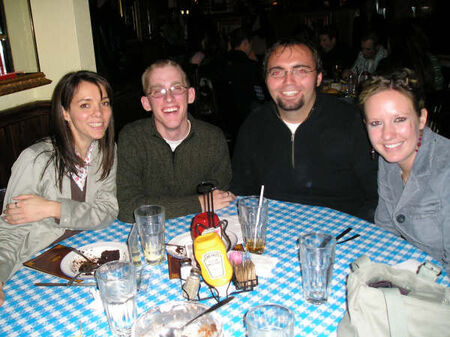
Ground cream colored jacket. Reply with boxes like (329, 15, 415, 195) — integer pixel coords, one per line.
(0, 140, 118, 282)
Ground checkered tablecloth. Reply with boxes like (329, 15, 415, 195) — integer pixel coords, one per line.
(1, 200, 448, 336)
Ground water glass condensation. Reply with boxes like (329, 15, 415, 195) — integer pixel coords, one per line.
(298, 232, 336, 304)
(134, 205, 165, 265)
(245, 304, 294, 337)
(237, 196, 268, 254)
(95, 261, 137, 337)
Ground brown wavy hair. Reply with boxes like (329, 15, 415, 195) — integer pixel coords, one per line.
(359, 68, 425, 117)
(44, 71, 115, 191)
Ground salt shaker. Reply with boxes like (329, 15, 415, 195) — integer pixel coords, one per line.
(180, 260, 192, 285)
(182, 267, 201, 300)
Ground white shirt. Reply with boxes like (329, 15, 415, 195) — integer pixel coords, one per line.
(164, 120, 191, 151)
(284, 121, 301, 134)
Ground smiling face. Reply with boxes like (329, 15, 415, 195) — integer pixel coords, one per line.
(364, 89, 427, 173)
(266, 44, 322, 122)
(141, 65, 195, 140)
(63, 81, 112, 156)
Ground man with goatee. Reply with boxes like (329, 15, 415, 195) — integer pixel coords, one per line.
(231, 39, 378, 222)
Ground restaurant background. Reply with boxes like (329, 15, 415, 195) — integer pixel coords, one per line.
(0, 0, 448, 106)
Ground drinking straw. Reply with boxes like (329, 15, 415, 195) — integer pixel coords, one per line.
(253, 185, 265, 249)
(255, 185, 265, 225)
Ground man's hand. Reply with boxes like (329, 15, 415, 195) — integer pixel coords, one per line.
(0, 282, 5, 307)
(198, 189, 236, 212)
(2, 194, 61, 224)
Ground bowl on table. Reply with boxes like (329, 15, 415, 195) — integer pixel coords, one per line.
(133, 302, 223, 337)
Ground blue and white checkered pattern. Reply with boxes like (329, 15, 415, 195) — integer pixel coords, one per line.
(1, 200, 448, 336)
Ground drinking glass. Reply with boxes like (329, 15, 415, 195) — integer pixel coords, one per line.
(95, 261, 137, 337)
(237, 196, 268, 254)
(298, 232, 336, 304)
(134, 205, 165, 265)
(245, 304, 294, 337)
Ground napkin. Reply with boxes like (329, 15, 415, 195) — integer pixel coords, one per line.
(249, 252, 278, 278)
(223, 215, 243, 243)
(89, 288, 104, 314)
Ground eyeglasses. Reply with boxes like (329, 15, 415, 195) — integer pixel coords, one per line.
(147, 84, 188, 98)
(267, 66, 316, 79)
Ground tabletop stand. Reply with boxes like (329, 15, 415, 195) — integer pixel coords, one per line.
(180, 276, 259, 302)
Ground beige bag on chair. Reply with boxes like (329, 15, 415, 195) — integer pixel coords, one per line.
(337, 255, 450, 337)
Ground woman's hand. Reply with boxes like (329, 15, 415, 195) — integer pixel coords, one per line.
(2, 194, 61, 224)
(198, 189, 236, 212)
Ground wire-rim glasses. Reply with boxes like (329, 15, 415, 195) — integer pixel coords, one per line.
(267, 66, 316, 79)
(147, 84, 188, 98)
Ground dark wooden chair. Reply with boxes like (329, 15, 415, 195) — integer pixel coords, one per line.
(0, 101, 51, 189)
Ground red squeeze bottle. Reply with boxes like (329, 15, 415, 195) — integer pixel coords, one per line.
(191, 212, 222, 240)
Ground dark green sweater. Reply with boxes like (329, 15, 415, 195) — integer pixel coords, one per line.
(117, 116, 232, 222)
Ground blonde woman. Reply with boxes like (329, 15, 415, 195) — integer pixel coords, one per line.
(360, 69, 450, 275)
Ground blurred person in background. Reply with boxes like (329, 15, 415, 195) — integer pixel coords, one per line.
(222, 27, 267, 141)
(377, 20, 444, 98)
(349, 32, 387, 76)
(318, 26, 355, 80)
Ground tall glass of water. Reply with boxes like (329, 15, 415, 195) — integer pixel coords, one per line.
(134, 205, 165, 265)
(298, 232, 336, 304)
(95, 261, 137, 337)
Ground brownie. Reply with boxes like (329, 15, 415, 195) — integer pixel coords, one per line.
(97, 250, 120, 265)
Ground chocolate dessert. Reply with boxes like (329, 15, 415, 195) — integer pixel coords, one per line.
(97, 250, 120, 264)
(71, 249, 121, 275)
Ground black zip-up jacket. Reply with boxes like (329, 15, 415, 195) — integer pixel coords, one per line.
(231, 94, 378, 222)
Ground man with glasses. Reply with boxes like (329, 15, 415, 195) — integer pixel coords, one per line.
(117, 60, 235, 222)
(231, 39, 378, 222)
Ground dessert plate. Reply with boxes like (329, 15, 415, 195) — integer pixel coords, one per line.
(60, 241, 129, 279)
(166, 231, 237, 259)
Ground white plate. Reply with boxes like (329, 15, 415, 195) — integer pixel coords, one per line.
(166, 231, 238, 259)
(60, 242, 129, 279)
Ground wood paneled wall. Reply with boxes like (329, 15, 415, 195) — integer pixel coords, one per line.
(0, 101, 50, 187)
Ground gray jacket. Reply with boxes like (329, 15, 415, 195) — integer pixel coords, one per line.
(375, 127, 450, 275)
(0, 140, 118, 282)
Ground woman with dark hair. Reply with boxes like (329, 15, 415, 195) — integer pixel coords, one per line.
(0, 71, 118, 306)
(360, 69, 450, 275)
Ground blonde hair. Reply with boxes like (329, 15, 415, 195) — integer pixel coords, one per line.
(359, 68, 425, 117)
(141, 59, 190, 94)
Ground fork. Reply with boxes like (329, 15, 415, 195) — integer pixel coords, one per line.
(68, 263, 99, 285)
(68, 247, 96, 263)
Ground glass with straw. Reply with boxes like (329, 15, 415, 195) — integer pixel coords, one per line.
(238, 186, 268, 254)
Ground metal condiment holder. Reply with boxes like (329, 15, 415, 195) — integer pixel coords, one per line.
(179, 268, 259, 302)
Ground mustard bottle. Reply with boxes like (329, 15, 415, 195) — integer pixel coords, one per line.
(193, 232, 233, 288)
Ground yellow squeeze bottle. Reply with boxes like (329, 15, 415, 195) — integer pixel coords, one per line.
(193, 232, 233, 288)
